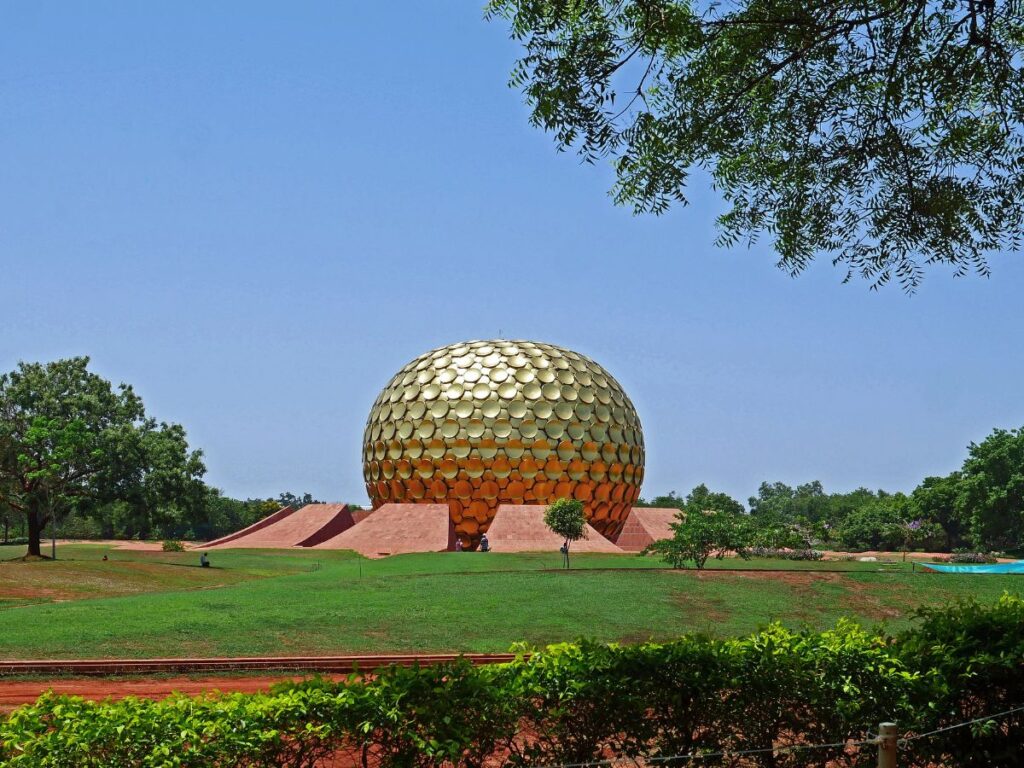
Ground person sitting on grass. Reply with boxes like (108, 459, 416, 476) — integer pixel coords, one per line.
(455, 539, 464, 552)
(479, 534, 490, 552)
(200, 552, 210, 568)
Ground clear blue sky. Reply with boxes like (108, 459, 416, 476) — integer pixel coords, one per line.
(3, 2, 1022, 506)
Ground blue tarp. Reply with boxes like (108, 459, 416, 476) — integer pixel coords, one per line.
(923, 560, 1024, 574)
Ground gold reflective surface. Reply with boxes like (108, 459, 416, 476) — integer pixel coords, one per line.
(362, 339, 644, 543)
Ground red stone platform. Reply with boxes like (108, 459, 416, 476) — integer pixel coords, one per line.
(313, 503, 454, 557)
(483, 505, 623, 553)
(614, 507, 681, 551)
(201, 504, 353, 549)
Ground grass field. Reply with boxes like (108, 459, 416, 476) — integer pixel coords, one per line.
(0, 543, 1020, 659)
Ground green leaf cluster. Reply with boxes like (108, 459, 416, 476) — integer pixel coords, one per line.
(0, 358, 206, 556)
(488, 0, 1024, 290)
(643, 484, 750, 569)
(543, 497, 587, 542)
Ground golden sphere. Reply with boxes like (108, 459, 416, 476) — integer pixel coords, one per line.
(362, 340, 644, 543)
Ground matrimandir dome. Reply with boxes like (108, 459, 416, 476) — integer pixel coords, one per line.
(362, 340, 644, 544)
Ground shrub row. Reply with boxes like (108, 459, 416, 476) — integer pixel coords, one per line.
(2, 595, 1023, 767)
(747, 547, 824, 561)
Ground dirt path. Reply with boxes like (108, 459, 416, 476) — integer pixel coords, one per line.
(0, 653, 517, 710)
(52, 539, 187, 552)
(0, 674, 348, 712)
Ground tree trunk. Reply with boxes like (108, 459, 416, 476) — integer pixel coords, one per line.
(27, 506, 43, 558)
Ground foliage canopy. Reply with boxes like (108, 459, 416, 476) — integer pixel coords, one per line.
(488, 0, 1024, 289)
(0, 358, 205, 556)
(545, 497, 586, 567)
(544, 497, 587, 542)
(645, 483, 750, 568)
(957, 426, 1024, 548)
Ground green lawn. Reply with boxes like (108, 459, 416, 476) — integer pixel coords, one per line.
(0, 544, 319, 609)
(0, 544, 1019, 659)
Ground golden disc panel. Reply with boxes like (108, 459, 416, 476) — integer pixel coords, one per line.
(362, 339, 644, 544)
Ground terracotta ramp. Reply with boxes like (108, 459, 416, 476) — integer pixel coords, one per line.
(202, 504, 353, 549)
(295, 505, 357, 547)
(198, 506, 295, 548)
(484, 505, 623, 553)
(314, 503, 454, 557)
(614, 507, 681, 552)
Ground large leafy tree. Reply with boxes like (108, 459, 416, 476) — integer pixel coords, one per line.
(909, 472, 966, 549)
(0, 358, 206, 557)
(834, 493, 906, 550)
(748, 480, 830, 523)
(956, 426, 1024, 549)
(488, 0, 1024, 289)
(686, 482, 746, 517)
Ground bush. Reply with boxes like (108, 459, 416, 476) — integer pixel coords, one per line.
(160, 540, 185, 552)
(949, 549, 998, 564)
(2, 597, 1023, 767)
(748, 547, 824, 561)
(897, 594, 1024, 766)
(644, 510, 750, 569)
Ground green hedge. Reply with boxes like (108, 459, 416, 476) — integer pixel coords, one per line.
(2, 595, 1023, 767)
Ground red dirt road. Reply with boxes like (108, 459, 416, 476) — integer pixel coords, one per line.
(0, 653, 518, 711)
(0, 675, 348, 711)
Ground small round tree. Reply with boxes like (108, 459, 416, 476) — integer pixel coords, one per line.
(544, 497, 586, 569)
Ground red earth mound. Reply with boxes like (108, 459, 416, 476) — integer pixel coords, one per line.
(484, 505, 622, 553)
(313, 503, 454, 557)
(614, 507, 680, 551)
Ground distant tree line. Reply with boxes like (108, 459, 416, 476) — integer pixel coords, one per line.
(638, 426, 1024, 553)
(57, 490, 323, 543)
(0, 482, 326, 545)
